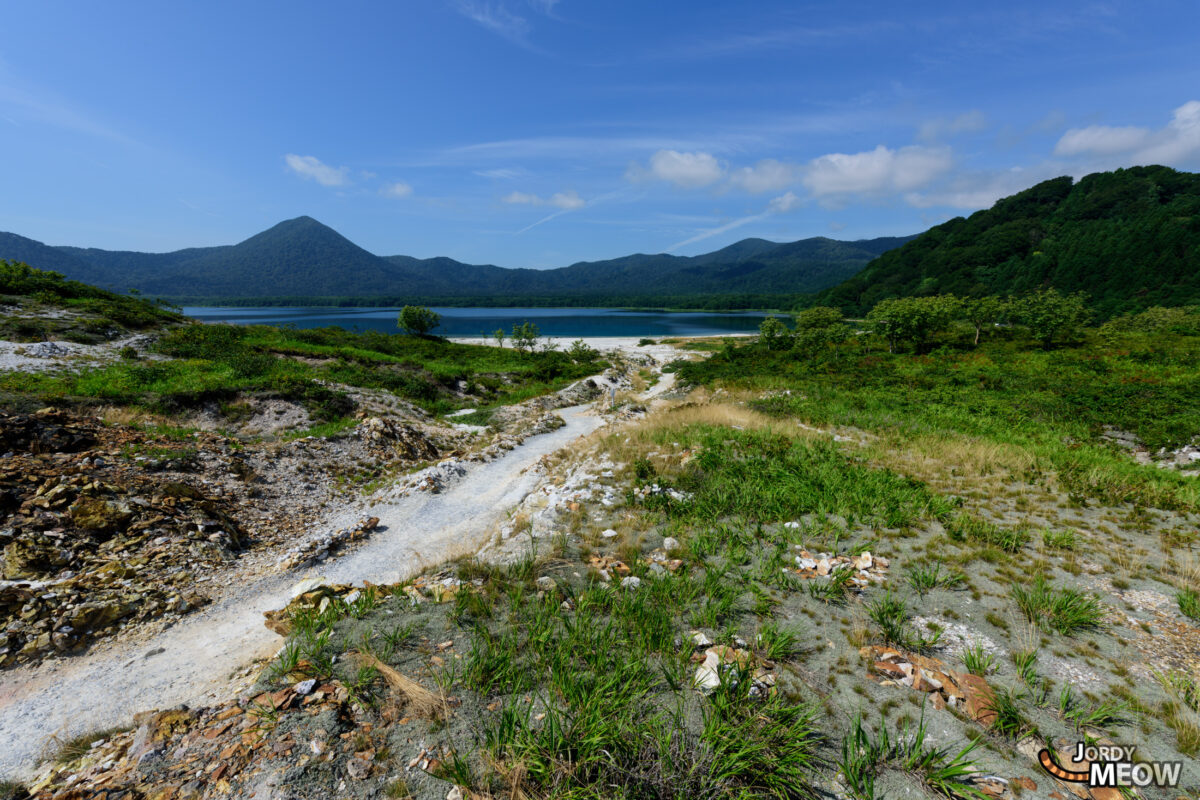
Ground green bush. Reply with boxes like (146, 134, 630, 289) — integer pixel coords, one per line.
(397, 305, 441, 336)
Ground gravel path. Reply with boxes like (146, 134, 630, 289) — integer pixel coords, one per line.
(0, 402, 607, 780)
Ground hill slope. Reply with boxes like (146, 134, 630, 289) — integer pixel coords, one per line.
(817, 165, 1200, 317)
(0, 233, 100, 281)
(0, 218, 912, 304)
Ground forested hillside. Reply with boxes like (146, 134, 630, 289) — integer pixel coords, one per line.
(817, 166, 1200, 317)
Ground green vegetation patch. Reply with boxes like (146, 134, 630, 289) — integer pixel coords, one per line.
(0, 260, 182, 342)
(634, 425, 953, 528)
(463, 575, 825, 798)
(675, 332, 1200, 511)
(2, 320, 607, 420)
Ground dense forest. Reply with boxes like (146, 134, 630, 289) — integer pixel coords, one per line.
(815, 165, 1200, 318)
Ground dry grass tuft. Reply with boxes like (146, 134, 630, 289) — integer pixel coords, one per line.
(98, 405, 161, 428)
(875, 431, 1038, 483)
(346, 652, 444, 719)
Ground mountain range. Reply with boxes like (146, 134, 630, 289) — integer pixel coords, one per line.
(6, 165, 1197, 316)
(0, 220, 911, 307)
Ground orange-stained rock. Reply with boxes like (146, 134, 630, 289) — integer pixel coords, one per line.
(956, 672, 998, 726)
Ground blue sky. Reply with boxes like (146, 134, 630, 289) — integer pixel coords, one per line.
(2, 1, 1199, 268)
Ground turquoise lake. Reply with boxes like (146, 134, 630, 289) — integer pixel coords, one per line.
(182, 306, 774, 338)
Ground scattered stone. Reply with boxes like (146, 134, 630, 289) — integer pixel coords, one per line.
(588, 554, 630, 576)
(620, 576, 641, 589)
(278, 516, 387, 570)
(788, 549, 889, 591)
(861, 645, 996, 725)
(691, 644, 776, 697)
(358, 416, 439, 462)
(632, 483, 692, 503)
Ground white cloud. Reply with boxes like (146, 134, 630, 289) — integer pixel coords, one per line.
(728, 159, 798, 193)
(380, 181, 413, 198)
(1053, 101, 1200, 165)
(768, 191, 801, 213)
(1139, 101, 1200, 163)
(474, 167, 526, 179)
(630, 149, 724, 188)
(802, 145, 953, 197)
(503, 190, 541, 205)
(454, 1, 532, 46)
(903, 165, 1065, 210)
(548, 190, 584, 209)
(1054, 125, 1150, 156)
(917, 110, 988, 142)
(503, 189, 584, 209)
(284, 154, 350, 187)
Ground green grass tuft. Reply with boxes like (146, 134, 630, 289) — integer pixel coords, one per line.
(1011, 577, 1105, 635)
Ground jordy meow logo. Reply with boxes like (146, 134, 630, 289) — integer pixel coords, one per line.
(1038, 742, 1183, 789)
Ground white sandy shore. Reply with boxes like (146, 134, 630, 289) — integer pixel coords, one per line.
(449, 332, 753, 357)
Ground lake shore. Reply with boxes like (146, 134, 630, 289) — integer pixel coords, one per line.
(448, 331, 753, 356)
(182, 306, 775, 339)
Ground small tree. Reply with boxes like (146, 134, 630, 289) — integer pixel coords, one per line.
(1012, 288, 1090, 349)
(758, 316, 792, 351)
(567, 338, 597, 362)
(511, 320, 540, 354)
(866, 295, 961, 353)
(961, 295, 1007, 346)
(492, 328, 506, 348)
(398, 305, 441, 337)
(792, 306, 850, 358)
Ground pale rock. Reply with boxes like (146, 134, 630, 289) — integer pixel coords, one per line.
(535, 576, 556, 592)
(1015, 735, 1042, 762)
(288, 576, 327, 599)
(690, 631, 712, 648)
(294, 679, 317, 696)
(662, 536, 680, 552)
(601, 528, 619, 539)
(693, 649, 722, 694)
(621, 576, 641, 589)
